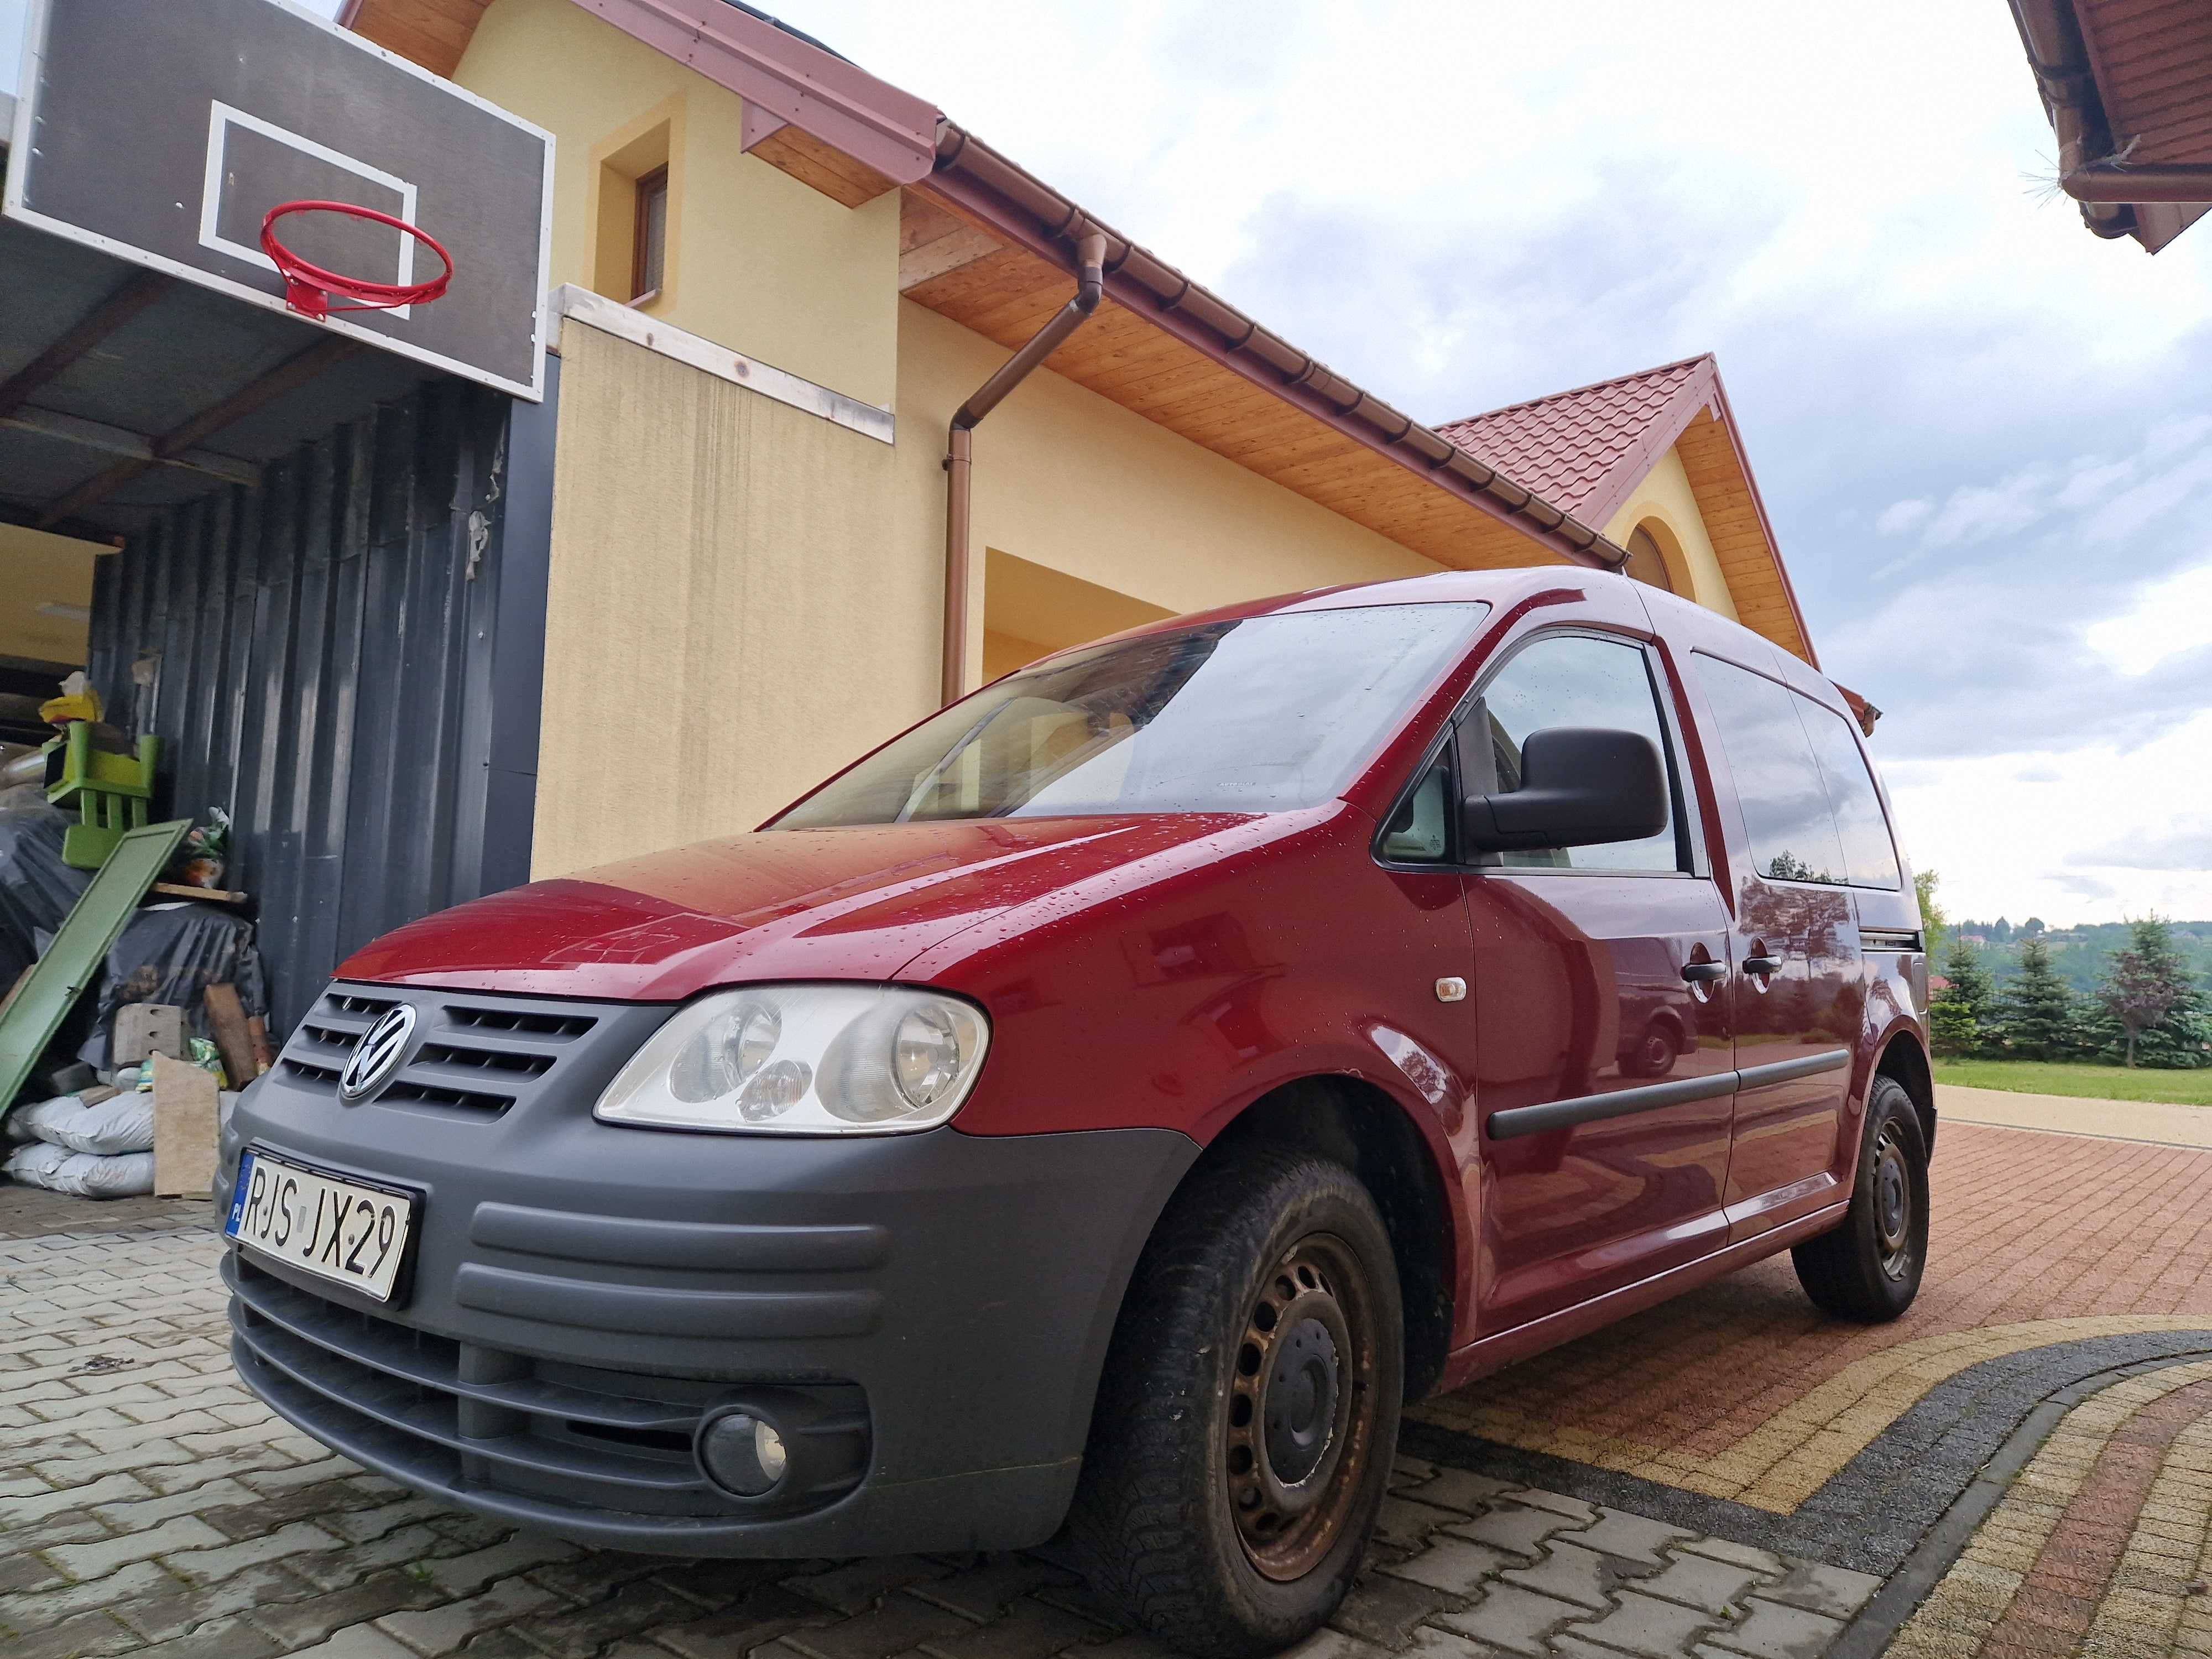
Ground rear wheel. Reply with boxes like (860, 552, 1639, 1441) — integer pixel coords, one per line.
(1071, 1149, 1403, 1658)
(1792, 1074, 1929, 1321)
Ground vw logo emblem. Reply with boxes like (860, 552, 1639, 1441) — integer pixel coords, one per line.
(339, 1005, 416, 1102)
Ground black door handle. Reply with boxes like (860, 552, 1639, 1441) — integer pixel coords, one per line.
(1742, 955, 1783, 976)
(1680, 961, 1726, 983)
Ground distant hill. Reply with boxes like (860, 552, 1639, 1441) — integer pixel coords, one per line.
(1944, 920, 2212, 994)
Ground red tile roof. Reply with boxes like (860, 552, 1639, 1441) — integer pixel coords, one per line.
(1438, 355, 1715, 521)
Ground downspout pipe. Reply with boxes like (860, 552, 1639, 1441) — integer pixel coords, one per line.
(941, 228, 1108, 705)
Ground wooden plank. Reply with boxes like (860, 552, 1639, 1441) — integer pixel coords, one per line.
(900, 226, 1002, 291)
(203, 983, 263, 1087)
(149, 882, 250, 906)
(151, 1053, 220, 1199)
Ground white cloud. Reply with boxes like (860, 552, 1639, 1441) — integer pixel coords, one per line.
(2085, 561, 2212, 677)
(1876, 499, 1933, 537)
(1886, 713, 2212, 925)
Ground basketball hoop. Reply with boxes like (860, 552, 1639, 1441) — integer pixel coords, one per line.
(260, 200, 453, 320)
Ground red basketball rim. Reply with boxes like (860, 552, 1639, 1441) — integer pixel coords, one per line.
(260, 199, 454, 320)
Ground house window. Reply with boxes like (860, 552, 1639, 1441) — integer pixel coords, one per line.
(632, 166, 668, 304)
(1623, 523, 1676, 592)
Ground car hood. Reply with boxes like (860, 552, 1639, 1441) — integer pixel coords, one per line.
(336, 816, 1259, 1001)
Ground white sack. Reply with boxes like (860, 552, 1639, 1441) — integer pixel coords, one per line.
(3, 1141, 156, 1198)
(5, 1092, 156, 1155)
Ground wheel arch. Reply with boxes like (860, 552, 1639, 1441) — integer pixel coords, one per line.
(1875, 1024, 1936, 1154)
(1188, 1073, 1460, 1402)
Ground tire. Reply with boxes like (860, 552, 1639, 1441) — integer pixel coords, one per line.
(1070, 1148, 1404, 1658)
(1792, 1074, 1929, 1322)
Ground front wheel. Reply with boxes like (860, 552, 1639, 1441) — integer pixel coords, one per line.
(1070, 1149, 1404, 1658)
(1792, 1074, 1929, 1321)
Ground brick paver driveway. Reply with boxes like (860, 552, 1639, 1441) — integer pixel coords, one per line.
(6, 1119, 2211, 1659)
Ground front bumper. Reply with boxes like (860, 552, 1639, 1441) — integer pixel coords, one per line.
(220, 982, 1197, 1556)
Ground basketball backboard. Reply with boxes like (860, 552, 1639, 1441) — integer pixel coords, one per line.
(4, 0, 553, 401)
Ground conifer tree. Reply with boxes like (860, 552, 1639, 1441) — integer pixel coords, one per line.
(1933, 940, 1997, 1057)
(1999, 937, 2075, 1060)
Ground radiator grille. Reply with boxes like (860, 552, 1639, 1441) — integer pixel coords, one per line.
(275, 984, 601, 1118)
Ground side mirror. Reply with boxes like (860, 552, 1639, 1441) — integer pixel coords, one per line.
(1463, 727, 1667, 853)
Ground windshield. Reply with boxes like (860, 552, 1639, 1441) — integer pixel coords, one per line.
(773, 602, 1485, 827)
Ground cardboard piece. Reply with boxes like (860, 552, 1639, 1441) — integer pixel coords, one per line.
(116, 1004, 186, 1067)
(151, 1053, 220, 1198)
(202, 984, 261, 1086)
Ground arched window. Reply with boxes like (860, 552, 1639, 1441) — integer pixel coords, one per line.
(1623, 521, 1677, 593)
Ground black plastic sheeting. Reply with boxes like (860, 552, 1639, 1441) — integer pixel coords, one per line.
(82, 373, 554, 1038)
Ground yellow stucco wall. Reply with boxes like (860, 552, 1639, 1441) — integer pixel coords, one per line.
(0, 524, 99, 667)
(455, 0, 899, 409)
(1601, 446, 1741, 622)
(530, 322, 933, 877)
(897, 302, 1445, 690)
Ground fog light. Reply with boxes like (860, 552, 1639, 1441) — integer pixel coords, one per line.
(698, 1410, 784, 1498)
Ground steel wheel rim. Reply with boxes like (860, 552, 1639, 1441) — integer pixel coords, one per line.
(1872, 1126, 1914, 1281)
(1225, 1233, 1380, 1581)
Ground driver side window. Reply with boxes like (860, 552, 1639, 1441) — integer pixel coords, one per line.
(1477, 634, 1683, 873)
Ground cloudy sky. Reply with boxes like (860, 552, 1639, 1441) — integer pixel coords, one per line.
(9, 2, 2209, 926)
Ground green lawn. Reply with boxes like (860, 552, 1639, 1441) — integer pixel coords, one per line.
(1933, 1057, 2212, 1107)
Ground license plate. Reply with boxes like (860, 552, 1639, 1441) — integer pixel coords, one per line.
(225, 1149, 415, 1303)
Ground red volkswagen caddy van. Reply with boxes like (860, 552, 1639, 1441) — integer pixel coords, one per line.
(220, 568, 1933, 1657)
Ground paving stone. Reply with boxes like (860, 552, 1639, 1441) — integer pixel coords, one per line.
(1703, 1598, 1845, 1659)
(1413, 1469, 1521, 1516)
(787, 1556, 953, 1617)
(1573, 1510, 1698, 1567)
(1508, 1489, 1600, 1525)
(920, 1594, 1105, 1658)
(410, 1534, 578, 1599)
(778, 1588, 974, 1659)
(1563, 1589, 1722, 1658)
(1445, 1503, 1579, 1559)
(1374, 1496, 1475, 1553)
(109, 1558, 314, 1642)
(1432, 1583, 1588, 1656)
(907, 1556, 1082, 1621)
(1632, 1551, 1767, 1616)
(44, 1513, 229, 1580)
(1381, 1537, 1517, 1596)
(286, 1624, 421, 1659)
(375, 1572, 570, 1656)
(508, 1578, 719, 1659)
(112, 1610, 288, 1659)
(646, 1582, 831, 1659)
(1677, 1538, 1787, 1576)
(1330, 1572, 1462, 1646)
(1751, 1559, 1883, 1620)
(1498, 1541, 1619, 1613)
(164, 1517, 347, 1582)
(249, 1568, 448, 1648)
(1, 1607, 143, 1659)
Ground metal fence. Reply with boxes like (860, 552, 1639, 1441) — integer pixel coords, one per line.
(84, 372, 554, 1037)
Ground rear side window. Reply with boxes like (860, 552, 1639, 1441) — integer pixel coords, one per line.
(1692, 656, 1847, 884)
(1797, 700, 1901, 890)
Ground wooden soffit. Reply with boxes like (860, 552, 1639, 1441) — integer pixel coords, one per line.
(899, 189, 1577, 576)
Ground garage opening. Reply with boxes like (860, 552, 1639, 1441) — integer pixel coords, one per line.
(982, 549, 1174, 684)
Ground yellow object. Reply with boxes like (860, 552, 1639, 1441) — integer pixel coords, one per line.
(39, 691, 102, 726)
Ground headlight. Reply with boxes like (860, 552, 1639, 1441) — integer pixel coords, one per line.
(594, 985, 990, 1134)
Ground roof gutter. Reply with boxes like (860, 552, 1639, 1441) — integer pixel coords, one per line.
(925, 123, 1631, 577)
(2005, 0, 2205, 233)
(941, 230, 1109, 704)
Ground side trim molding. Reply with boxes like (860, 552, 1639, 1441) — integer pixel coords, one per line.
(1487, 1048, 1851, 1141)
(1735, 1049, 1853, 1090)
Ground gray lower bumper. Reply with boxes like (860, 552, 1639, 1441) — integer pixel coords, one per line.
(219, 983, 1197, 1557)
